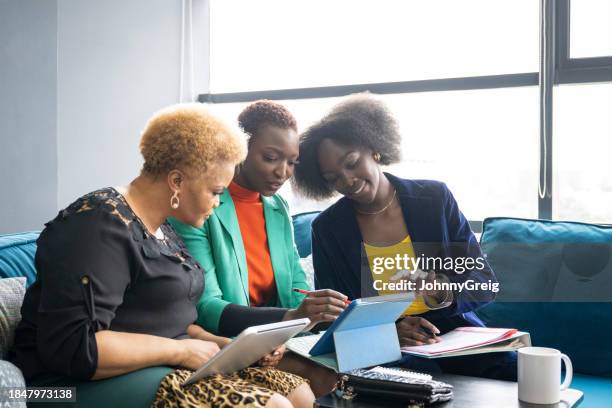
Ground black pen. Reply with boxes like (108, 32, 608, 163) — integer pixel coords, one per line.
(420, 326, 438, 338)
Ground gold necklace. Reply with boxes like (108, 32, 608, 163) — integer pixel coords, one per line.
(354, 189, 397, 215)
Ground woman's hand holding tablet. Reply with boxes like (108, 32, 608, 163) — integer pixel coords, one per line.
(175, 339, 222, 371)
(183, 318, 310, 385)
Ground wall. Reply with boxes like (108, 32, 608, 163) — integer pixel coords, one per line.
(0, 0, 58, 234)
(0, 0, 209, 232)
(57, 0, 183, 207)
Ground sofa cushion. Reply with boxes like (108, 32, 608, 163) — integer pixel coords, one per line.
(477, 217, 612, 378)
(30, 366, 173, 408)
(0, 277, 26, 359)
(0, 232, 39, 287)
(572, 373, 612, 408)
(0, 360, 27, 407)
(299, 254, 315, 290)
(292, 211, 320, 258)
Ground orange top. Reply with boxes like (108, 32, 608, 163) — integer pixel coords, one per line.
(228, 181, 277, 306)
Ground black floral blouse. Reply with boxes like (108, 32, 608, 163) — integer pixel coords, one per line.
(10, 188, 204, 381)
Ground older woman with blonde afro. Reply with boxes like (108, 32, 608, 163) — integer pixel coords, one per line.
(10, 104, 315, 408)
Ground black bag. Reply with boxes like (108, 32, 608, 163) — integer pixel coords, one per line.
(335, 367, 453, 406)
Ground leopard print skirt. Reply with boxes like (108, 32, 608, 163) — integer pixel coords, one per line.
(152, 367, 307, 407)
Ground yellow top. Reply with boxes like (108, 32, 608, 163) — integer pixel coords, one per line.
(364, 235, 429, 316)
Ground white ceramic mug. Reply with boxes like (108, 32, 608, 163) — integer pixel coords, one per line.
(518, 347, 573, 404)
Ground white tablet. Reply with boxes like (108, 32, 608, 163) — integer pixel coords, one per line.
(184, 318, 310, 385)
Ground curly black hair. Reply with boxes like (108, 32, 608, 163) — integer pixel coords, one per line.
(237, 100, 297, 145)
(292, 94, 402, 200)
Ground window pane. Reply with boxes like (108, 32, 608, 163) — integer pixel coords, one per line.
(210, 0, 538, 92)
(383, 88, 539, 222)
(206, 87, 539, 220)
(570, 0, 612, 58)
(554, 83, 612, 223)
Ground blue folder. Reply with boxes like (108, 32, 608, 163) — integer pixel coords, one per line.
(309, 293, 415, 372)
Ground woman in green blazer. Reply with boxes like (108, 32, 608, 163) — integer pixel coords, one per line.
(170, 101, 345, 395)
(172, 187, 309, 334)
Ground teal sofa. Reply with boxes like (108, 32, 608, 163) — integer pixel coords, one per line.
(2, 214, 611, 407)
(477, 217, 612, 408)
(293, 213, 612, 407)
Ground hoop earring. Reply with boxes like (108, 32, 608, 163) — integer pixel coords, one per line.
(373, 152, 381, 162)
(170, 191, 180, 209)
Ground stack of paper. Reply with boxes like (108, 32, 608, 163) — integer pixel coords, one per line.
(401, 327, 531, 358)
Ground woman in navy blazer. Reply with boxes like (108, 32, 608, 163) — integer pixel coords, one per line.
(293, 94, 516, 380)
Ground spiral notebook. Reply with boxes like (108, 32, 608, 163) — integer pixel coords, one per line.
(363, 366, 433, 382)
(344, 366, 454, 404)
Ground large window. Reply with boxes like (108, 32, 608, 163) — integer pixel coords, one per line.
(203, 0, 612, 226)
(207, 89, 539, 220)
(210, 0, 538, 92)
(554, 83, 612, 223)
(570, 0, 612, 58)
(553, 0, 612, 224)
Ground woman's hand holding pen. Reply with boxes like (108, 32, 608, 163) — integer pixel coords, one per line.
(396, 316, 441, 347)
(283, 288, 349, 324)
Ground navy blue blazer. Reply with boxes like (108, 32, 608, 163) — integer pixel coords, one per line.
(311, 173, 496, 333)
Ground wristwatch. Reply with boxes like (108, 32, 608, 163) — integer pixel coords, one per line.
(423, 273, 453, 310)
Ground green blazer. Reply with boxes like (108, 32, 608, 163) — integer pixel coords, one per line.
(169, 189, 309, 334)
